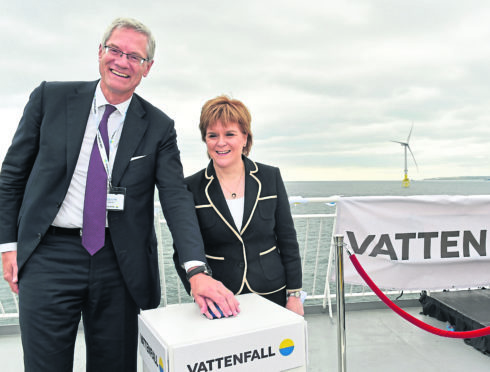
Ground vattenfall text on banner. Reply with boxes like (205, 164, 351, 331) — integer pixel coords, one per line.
(334, 195, 490, 290)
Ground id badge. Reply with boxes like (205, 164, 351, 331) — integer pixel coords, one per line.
(107, 186, 126, 211)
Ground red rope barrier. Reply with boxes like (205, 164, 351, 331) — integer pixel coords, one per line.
(348, 253, 490, 339)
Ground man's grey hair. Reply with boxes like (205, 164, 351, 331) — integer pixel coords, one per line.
(101, 17, 156, 61)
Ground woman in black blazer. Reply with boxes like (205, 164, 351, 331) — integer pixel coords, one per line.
(174, 96, 303, 315)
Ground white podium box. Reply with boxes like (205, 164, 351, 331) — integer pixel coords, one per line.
(138, 293, 308, 372)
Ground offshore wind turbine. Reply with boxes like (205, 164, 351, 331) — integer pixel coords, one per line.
(391, 123, 418, 188)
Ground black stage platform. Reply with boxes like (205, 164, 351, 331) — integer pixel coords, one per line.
(420, 289, 490, 355)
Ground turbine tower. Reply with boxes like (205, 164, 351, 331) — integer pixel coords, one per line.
(391, 123, 418, 188)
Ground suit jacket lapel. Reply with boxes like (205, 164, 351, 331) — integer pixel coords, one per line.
(241, 157, 260, 234)
(66, 81, 98, 178)
(111, 96, 148, 186)
(205, 162, 240, 233)
(205, 158, 260, 235)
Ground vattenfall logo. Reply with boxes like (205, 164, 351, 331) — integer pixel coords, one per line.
(279, 338, 295, 356)
(140, 334, 163, 371)
(186, 338, 295, 371)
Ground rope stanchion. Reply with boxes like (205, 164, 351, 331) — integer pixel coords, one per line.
(335, 235, 347, 372)
(348, 251, 490, 339)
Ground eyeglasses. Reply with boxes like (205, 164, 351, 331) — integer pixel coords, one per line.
(104, 45, 149, 65)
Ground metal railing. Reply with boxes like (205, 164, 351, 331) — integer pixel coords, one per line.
(153, 197, 342, 308)
(0, 291, 18, 321)
(0, 196, 415, 323)
(152, 196, 438, 316)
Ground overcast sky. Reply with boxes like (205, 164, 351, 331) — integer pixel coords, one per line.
(1, 1, 489, 181)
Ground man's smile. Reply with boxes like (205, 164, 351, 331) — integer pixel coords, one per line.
(110, 69, 129, 78)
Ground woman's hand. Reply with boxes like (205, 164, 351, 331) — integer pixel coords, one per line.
(286, 296, 304, 316)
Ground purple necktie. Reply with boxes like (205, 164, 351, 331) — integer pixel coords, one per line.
(82, 104, 116, 255)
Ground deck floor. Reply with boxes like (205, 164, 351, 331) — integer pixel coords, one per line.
(307, 305, 489, 371)
(1, 305, 489, 371)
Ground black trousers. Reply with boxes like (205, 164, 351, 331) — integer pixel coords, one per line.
(18, 230, 139, 372)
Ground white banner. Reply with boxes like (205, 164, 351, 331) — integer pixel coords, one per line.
(334, 195, 490, 290)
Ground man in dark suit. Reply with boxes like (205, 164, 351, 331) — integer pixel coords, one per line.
(0, 18, 238, 372)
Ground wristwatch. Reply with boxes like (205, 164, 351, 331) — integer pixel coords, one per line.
(186, 264, 212, 281)
(287, 291, 302, 298)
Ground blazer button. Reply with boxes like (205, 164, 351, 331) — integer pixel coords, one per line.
(238, 262, 245, 269)
(37, 233, 42, 241)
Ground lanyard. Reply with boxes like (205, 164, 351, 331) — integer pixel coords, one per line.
(96, 130, 112, 188)
(94, 108, 125, 189)
(92, 95, 128, 188)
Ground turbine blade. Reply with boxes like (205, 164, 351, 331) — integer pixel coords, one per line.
(391, 140, 407, 146)
(407, 122, 414, 143)
(407, 145, 419, 170)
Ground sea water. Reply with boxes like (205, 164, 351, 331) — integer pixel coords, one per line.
(287, 179, 488, 209)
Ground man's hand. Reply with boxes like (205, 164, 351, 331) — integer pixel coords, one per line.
(2, 251, 19, 294)
(189, 273, 240, 319)
(286, 296, 304, 316)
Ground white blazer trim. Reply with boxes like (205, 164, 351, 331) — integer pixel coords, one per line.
(260, 246, 277, 256)
(258, 195, 277, 200)
(205, 254, 225, 260)
(195, 204, 212, 209)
